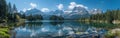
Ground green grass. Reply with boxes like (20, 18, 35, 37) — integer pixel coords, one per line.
(0, 28, 10, 38)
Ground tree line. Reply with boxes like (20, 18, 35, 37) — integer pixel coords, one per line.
(26, 14, 43, 21)
(0, 0, 20, 23)
(0, 0, 64, 22)
(26, 14, 64, 21)
(80, 9, 120, 23)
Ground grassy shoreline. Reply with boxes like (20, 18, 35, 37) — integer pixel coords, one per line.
(0, 27, 10, 38)
(0, 19, 25, 38)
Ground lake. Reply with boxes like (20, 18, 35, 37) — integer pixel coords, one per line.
(11, 20, 111, 38)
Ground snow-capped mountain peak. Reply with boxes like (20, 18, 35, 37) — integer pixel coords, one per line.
(89, 9, 102, 14)
(20, 7, 102, 20)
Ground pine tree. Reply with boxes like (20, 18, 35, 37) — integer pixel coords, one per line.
(8, 2, 12, 13)
(0, 0, 7, 22)
(105, 10, 113, 23)
(13, 4, 17, 13)
(117, 9, 120, 20)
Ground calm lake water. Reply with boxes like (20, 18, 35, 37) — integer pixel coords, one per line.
(12, 20, 111, 38)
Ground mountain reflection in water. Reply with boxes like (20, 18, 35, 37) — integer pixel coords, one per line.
(12, 21, 107, 38)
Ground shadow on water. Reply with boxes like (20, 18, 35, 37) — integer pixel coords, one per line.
(79, 21, 118, 30)
(25, 22, 43, 26)
(50, 21, 64, 26)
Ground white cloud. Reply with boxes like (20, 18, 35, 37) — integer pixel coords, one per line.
(68, 2, 88, 9)
(30, 3, 37, 8)
(57, 4, 64, 10)
(22, 3, 37, 12)
(41, 8, 50, 12)
(68, 2, 76, 9)
(70, 2, 76, 5)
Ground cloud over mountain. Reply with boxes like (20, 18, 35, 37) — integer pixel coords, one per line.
(57, 4, 64, 10)
(41, 8, 50, 12)
(68, 2, 76, 9)
(68, 2, 88, 9)
(22, 3, 37, 12)
(30, 3, 37, 8)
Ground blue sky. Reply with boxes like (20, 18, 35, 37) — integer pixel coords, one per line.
(6, 0, 120, 12)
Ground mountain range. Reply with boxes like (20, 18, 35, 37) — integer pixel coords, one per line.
(19, 6, 102, 20)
